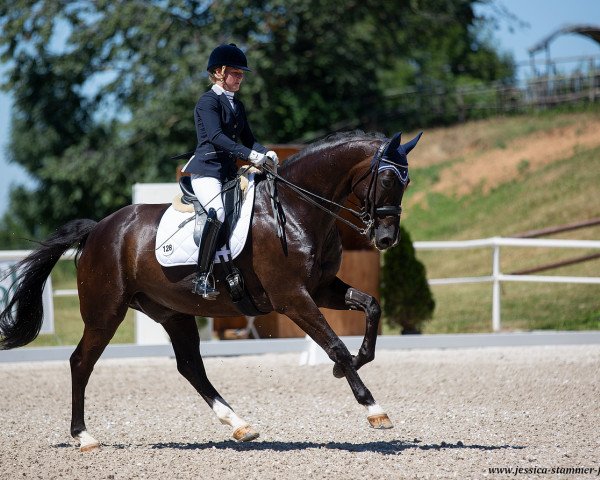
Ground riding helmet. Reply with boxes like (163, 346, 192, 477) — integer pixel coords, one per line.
(207, 43, 251, 72)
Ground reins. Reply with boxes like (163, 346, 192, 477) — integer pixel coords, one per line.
(263, 139, 392, 239)
(264, 169, 374, 235)
(174, 138, 403, 245)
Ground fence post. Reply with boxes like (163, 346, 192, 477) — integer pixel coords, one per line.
(492, 240, 502, 332)
(589, 57, 596, 103)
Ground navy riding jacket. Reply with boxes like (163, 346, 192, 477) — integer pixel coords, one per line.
(181, 88, 268, 181)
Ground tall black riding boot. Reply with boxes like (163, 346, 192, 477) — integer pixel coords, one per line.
(192, 208, 223, 299)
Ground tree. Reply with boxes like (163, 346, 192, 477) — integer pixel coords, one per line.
(0, 0, 513, 242)
(380, 226, 435, 334)
(0, 1, 218, 241)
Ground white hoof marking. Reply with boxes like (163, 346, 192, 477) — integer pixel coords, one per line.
(366, 404, 385, 416)
(212, 397, 248, 431)
(76, 431, 100, 451)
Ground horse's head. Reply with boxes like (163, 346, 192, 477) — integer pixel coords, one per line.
(357, 132, 422, 250)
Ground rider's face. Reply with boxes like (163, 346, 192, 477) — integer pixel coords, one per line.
(222, 67, 245, 92)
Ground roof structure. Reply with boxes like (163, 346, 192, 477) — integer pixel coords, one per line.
(528, 24, 600, 56)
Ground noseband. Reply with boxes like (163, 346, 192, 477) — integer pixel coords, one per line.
(262, 138, 408, 240)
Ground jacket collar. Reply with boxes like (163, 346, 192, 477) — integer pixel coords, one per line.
(211, 84, 237, 115)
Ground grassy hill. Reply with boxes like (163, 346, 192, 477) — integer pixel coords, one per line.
(398, 108, 600, 333)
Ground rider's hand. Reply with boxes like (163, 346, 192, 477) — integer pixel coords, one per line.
(248, 150, 267, 166)
(265, 150, 279, 167)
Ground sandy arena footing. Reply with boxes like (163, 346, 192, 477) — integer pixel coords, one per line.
(0, 345, 598, 479)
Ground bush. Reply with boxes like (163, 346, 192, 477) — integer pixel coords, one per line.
(380, 226, 435, 334)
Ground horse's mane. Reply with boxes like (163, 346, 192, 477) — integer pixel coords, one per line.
(283, 130, 386, 168)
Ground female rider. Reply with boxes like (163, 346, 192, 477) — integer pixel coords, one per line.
(181, 43, 278, 299)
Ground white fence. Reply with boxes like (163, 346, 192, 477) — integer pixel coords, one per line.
(413, 237, 600, 332)
(1, 236, 600, 363)
(2, 237, 600, 337)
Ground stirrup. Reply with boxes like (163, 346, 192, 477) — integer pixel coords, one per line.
(192, 273, 220, 300)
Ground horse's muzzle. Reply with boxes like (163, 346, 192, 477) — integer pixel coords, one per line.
(374, 225, 399, 250)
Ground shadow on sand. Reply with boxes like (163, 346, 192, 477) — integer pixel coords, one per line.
(147, 439, 526, 455)
(53, 438, 525, 455)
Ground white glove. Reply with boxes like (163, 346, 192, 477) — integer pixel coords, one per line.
(248, 150, 267, 166)
(265, 150, 279, 166)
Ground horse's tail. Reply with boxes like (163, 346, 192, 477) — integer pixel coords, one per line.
(0, 219, 98, 350)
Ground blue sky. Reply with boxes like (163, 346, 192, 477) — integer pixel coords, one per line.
(1, 0, 599, 219)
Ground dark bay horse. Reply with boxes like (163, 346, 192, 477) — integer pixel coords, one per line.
(0, 130, 422, 450)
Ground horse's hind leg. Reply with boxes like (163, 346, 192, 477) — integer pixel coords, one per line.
(314, 277, 381, 378)
(70, 301, 128, 451)
(148, 305, 258, 442)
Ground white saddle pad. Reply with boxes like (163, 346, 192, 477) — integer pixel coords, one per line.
(155, 173, 256, 267)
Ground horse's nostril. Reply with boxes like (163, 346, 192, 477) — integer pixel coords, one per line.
(378, 237, 392, 249)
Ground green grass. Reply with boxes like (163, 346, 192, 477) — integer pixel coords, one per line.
(418, 282, 600, 334)
(480, 111, 576, 148)
(406, 144, 600, 240)
(408, 106, 600, 169)
(475, 106, 600, 151)
(411, 161, 456, 189)
(30, 297, 135, 347)
(393, 143, 600, 334)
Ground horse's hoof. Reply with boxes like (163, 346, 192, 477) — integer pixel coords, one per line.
(332, 363, 345, 378)
(80, 442, 100, 452)
(232, 425, 260, 442)
(368, 414, 394, 429)
(76, 431, 100, 452)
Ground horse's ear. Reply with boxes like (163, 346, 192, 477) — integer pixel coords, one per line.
(401, 131, 423, 155)
(384, 132, 402, 156)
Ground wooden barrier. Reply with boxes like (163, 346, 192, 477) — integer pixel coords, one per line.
(253, 249, 380, 338)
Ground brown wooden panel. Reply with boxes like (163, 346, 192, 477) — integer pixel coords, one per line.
(267, 144, 305, 161)
(254, 250, 380, 338)
(322, 250, 380, 336)
(213, 316, 248, 339)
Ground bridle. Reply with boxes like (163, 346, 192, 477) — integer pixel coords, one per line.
(262, 138, 408, 241)
(359, 139, 410, 231)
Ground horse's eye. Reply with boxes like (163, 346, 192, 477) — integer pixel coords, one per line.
(380, 177, 395, 189)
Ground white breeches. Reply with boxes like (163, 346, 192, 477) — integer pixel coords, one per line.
(191, 175, 225, 222)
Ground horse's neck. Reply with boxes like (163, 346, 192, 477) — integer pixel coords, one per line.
(283, 142, 374, 203)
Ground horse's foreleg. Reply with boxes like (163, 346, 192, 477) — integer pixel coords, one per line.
(338, 287, 381, 374)
(284, 297, 392, 430)
(160, 314, 259, 442)
(314, 278, 381, 378)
